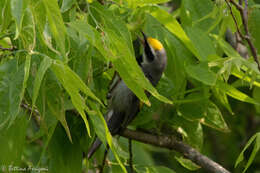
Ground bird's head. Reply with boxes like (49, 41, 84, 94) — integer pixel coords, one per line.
(141, 32, 167, 74)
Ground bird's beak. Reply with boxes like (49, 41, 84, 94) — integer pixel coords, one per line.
(140, 31, 149, 48)
(140, 31, 155, 61)
(141, 31, 147, 40)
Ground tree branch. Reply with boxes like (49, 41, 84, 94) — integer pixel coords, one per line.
(226, 0, 260, 70)
(20, 103, 230, 173)
(0, 45, 17, 51)
(121, 128, 230, 173)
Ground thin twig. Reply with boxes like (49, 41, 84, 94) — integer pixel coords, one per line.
(229, 0, 243, 10)
(226, 0, 260, 70)
(99, 144, 109, 173)
(20, 101, 41, 127)
(121, 129, 230, 173)
(225, 0, 244, 39)
(128, 139, 134, 173)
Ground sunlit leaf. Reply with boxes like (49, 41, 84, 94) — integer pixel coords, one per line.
(235, 133, 260, 173)
(43, 0, 67, 59)
(51, 60, 102, 136)
(217, 81, 260, 105)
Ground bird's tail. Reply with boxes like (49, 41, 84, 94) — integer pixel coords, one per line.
(87, 138, 102, 159)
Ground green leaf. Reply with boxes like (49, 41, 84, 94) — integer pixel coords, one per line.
(212, 87, 233, 114)
(235, 133, 260, 173)
(217, 81, 260, 105)
(185, 27, 216, 61)
(61, 0, 76, 12)
(20, 54, 31, 105)
(253, 87, 260, 113)
(32, 55, 53, 113)
(51, 60, 102, 136)
(180, 0, 214, 29)
(0, 111, 29, 165)
(11, 0, 28, 39)
(171, 113, 203, 150)
(48, 124, 82, 173)
(248, 8, 260, 53)
(30, 0, 46, 35)
(202, 101, 229, 132)
(46, 84, 72, 142)
(19, 8, 35, 50)
(0, 0, 12, 32)
(175, 156, 200, 171)
(232, 69, 260, 88)
(178, 92, 208, 120)
(214, 36, 260, 74)
(43, 0, 67, 59)
(185, 62, 217, 86)
(0, 59, 25, 127)
(127, 0, 170, 8)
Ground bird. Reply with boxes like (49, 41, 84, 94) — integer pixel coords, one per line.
(87, 32, 167, 159)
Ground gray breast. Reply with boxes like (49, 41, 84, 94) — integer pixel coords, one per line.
(110, 80, 135, 112)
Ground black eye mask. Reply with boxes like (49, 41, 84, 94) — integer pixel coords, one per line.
(141, 32, 155, 62)
(144, 40, 155, 62)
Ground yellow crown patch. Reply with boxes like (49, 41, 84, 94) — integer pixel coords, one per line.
(147, 37, 163, 51)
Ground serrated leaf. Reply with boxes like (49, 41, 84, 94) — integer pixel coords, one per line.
(43, 0, 67, 59)
(202, 101, 229, 132)
(32, 56, 53, 112)
(217, 81, 260, 105)
(46, 85, 72, 142)
(212, 87, 233, 114)
(175, 156, 200, 171)
(51, 60, 103, 136)
(171, 114, 203, 150)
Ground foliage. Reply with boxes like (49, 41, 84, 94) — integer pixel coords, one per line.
(0, 0, 260, 172)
